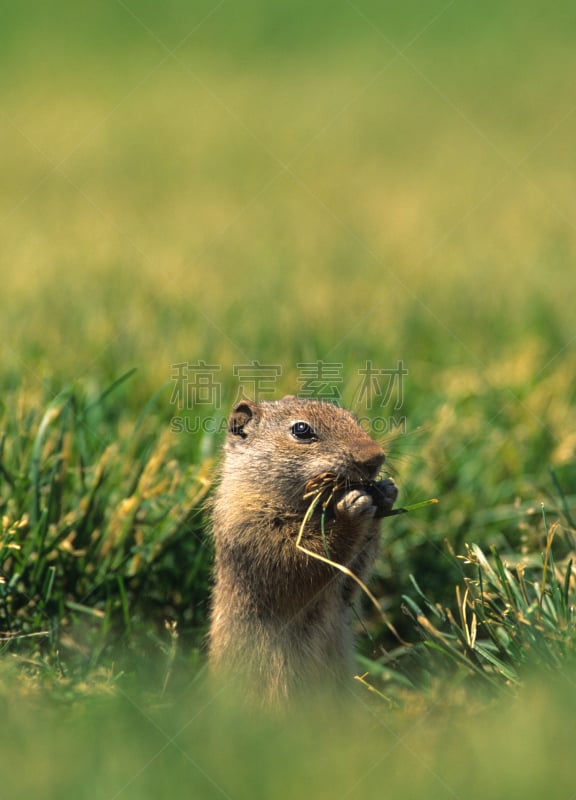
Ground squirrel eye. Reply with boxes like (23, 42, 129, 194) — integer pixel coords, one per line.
(290, 421, 317, 441)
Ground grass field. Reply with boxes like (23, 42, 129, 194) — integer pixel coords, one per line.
(2, 1, 576, 797)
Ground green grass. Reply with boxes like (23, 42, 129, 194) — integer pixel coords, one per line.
(2, 656, 576, 800)
(2, 0, 576, 795)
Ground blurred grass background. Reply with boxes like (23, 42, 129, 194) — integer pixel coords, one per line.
(2, 0, 576, 796)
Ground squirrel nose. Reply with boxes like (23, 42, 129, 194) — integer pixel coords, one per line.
(353, 439, 385, 478)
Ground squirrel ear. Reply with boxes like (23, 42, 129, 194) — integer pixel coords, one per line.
(228, 401, 259, 438)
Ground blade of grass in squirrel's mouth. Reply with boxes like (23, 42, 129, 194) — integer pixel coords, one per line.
(382, 498, 439, 516)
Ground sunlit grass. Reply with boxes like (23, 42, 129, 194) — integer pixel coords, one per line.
(2, 656, 576, 800)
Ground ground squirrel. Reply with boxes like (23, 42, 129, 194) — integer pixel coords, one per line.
(208, 395, 398, 705)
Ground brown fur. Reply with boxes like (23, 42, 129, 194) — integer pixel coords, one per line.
(208, 396, 398, 705)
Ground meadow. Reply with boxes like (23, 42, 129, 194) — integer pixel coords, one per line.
(1, 1, 576, 797)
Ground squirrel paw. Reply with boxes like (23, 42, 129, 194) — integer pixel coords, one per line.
(335, 489, 377, 520)
(370, 478, 398, 518)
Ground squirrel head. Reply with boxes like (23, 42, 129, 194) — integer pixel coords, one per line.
(221, 396, 385, 509)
